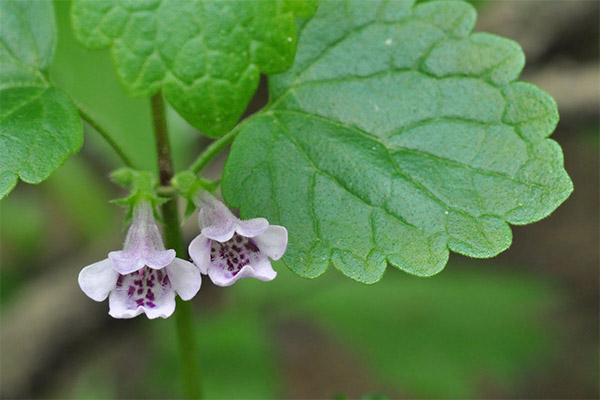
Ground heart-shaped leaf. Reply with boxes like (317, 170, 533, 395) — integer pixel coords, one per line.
(223, 0, 573, 283)
(0, 0, 82, 199)
(71, 0, 317, 137)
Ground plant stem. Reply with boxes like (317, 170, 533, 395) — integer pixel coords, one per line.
(150, 94, 174, 186)
(190, 118, 248, 174)
(78, 106, 136, 168)
(150, 92, 201, 399)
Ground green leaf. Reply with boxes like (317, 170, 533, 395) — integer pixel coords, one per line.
(0, 0, 82, 199)
(223, 0, 573, 283)
(71, 0, 318, 137)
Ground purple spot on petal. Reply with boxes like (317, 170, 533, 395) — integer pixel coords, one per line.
(146, 289, 155, 301)
(244, 240, 259, 253)
(137, 288, 143, 295)
(128, 286, 135, 296)
(146, 301, 156, 308)
(136, 298, 144, 306)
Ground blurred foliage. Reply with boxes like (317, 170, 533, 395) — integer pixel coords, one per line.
(0, 191, 46, 303)
(148, 310, 280, 399)
(125, 264, 557, 399)
(44, 157, 115, 238)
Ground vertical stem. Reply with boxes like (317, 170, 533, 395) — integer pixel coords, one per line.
(151, 93, 201, 399)
(150, 94, 174, 186)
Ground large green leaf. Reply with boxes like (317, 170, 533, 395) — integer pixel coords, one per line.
(223, 0, 573, 283)
(0, 0, 82, 199)
(71, 0, 317, 137)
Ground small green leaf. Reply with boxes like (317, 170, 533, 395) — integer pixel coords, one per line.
(71, 0, 318, 137)
(223, 0, 573, 283)
(0, 0, 82, 199)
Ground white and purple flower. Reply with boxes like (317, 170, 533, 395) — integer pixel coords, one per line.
(78, 201, 201, 319)
(188, 193, 287, 287)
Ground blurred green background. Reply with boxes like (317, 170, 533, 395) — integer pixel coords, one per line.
(1, 1, 598, 399)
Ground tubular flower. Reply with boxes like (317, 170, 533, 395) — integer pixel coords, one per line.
(78, 202, 201, 319)
(188, 193, 287, 287)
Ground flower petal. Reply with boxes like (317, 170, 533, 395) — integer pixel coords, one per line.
(108, 290, 144, 319)
(208, 254, 277, 287)
(166, 258, 201, 300)
(252, 225, 288, 260)
(235, 217, 269, 238)
(144, 248, 176, 269)
(143, 289, 176, 319)
(108, 250, 145, 274)
(78, 259, 119, 301)
(109, 267, 176, 319)
(198, 194, 238, 241)
(124, 202, 167, 250)
(200, 209, 236, 242)
(189, 234, 211, 274)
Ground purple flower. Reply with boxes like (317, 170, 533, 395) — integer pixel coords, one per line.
(188, 193, 287, 287)
(78, 202, 201, 319)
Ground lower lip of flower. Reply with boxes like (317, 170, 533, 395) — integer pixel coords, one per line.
(209, 234, 260, 276)
(116, 266, 170, 309)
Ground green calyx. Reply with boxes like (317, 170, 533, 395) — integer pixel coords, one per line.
(172, 171, 219, 217)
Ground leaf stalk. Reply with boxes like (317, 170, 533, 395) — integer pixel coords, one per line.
(77, 106, 136, 168)
(189, 117, 251, 174)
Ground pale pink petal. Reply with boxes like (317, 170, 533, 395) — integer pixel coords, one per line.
(252, 225, 288, 260)
(208, 255, 276, 287)
(166, 258, 201, 300)
(188, 234, 211, 274)
(235, 217, 269, 238)
(108, 290, 144, 319)
(78, 259, 119, 301)
(144, 248, 176, 269)
(200, 209, 236, 242)
(143, 289, 176, 319)
(198, 193, 238, 242)
(238, 256, 277, 282)
(123, 202, 166, 251)
(109, 267, 176, 319)
(108, 250, 145, 274)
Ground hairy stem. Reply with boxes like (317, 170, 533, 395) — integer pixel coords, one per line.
(78, 107, 135, 168)
(151, 93, 201, 399)
(150, 94, 174, 186)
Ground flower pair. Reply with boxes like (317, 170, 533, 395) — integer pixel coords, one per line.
(78, 195, 287, 319)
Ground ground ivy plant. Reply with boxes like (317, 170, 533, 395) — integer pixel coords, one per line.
(0, 0, 572, 398)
